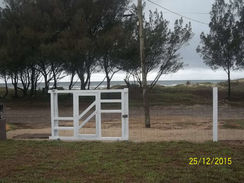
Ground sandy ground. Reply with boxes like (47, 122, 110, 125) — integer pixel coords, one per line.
(7, 128, 244, 143)
(5, 104, 244, 142)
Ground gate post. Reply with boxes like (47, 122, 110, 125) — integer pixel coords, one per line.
(50, 90, 59, 138)
(122, 88, 129, 140)
(50, 91, 55, 138)
(73, 93, 79, 138)
(96, 92, 101, 139)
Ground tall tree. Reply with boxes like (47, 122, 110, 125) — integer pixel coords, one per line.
(121, 9, 192, 128)
(234, 0, 244, 69)
(197, 0, 242, 99)
(96, 0, 130, 89)
(0, 7, 9, 98)
(138, 0, 150, 128)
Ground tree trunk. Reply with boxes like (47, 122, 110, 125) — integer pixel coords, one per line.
(227, 69, 231, 99)
(78, 73, 86, 90)
(51, 63, 58, 89)
(143, 87, 150, 128)
(106, 76, 111, 89)
(20, 73, 28, 97)
(69, 72, 75, 90)
(85, 68, 91, 90)
(124, 79, 130, 88)
(53, 74, 57, 89)
(53, 72, 57, 89)
(34, 77, 38, 95)
(2, 75, 8, 98)
(30, 67, 35, 96)
(138, 0, 150, 128)
(11, 75, 18, 98)
(43, 75, 49, 93)
(87, 77, 91, 90)
(104, 58, 111, 89)
(124, 74, 131, 88)
(13, 84, 18, 98)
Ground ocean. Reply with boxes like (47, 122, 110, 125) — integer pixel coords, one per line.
(0, 80, 225, 89)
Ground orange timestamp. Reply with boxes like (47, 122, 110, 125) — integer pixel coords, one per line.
(189, 157, 232, 166)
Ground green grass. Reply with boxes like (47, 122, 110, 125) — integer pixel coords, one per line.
(0, 141, 243, 182)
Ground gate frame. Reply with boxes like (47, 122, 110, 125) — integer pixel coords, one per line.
(49, 89, 129, 141)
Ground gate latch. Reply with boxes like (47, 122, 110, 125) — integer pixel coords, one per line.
(122, 114, 128, 118)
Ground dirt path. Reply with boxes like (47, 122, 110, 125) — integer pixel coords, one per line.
(7, 127, 244, 143)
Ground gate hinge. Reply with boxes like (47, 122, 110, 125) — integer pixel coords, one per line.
(122, 114, 128, 118)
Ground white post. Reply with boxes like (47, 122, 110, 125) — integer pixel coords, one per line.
(124, 88, 129, 140)
(50, 91, 55, 137)
(121, 90, 125, 139)
(73, 93, 79, 137)
(213, 87, 218, 142)
(53, 91, 59, 137)
(96, 92, 101, 139)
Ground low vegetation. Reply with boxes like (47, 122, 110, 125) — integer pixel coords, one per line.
(1, 79, 244, 107)
(0, 140, 243, 183)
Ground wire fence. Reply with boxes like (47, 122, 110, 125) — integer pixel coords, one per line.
(4, 87, 244, 142)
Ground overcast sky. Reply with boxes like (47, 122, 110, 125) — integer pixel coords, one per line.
(144, 0, 211, 69)
(0, 0, 244, 81)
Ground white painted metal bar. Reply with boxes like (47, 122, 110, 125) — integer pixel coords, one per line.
(50, 136, 125, 141)
(101, 137, 124, 141)
(100, 110, 122, 113)
(213, 87, 218, 142)
(48, 89, 125, 94)
(78, 134, 97, 137)
(78, 101, 96, 119)
(79, 111, 96, 128)
(100, 99, 122, 103)
(54, 117, 73, 121)
(54, 127, 74, 130)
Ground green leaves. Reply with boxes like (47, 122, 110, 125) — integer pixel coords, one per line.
(197, 0, 244, 98)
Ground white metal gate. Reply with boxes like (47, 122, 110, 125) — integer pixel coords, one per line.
(49, 89, 129, 141)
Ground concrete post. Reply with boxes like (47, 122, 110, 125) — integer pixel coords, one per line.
(213, 87, 218, 142)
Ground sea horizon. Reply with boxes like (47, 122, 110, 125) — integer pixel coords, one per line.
(0, 79, 226, 89)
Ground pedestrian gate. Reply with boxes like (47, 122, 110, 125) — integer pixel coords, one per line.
(49, 89, 129, 141)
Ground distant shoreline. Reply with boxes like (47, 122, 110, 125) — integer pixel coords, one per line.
(0, 80, 226, 89)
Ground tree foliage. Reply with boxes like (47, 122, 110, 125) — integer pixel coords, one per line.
(121, 9, 192, 89)
(0, 0, 192, 98)
(197, 0, 244, 98)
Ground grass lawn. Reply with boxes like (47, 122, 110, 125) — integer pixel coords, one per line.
(0, 140, 243, 183)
